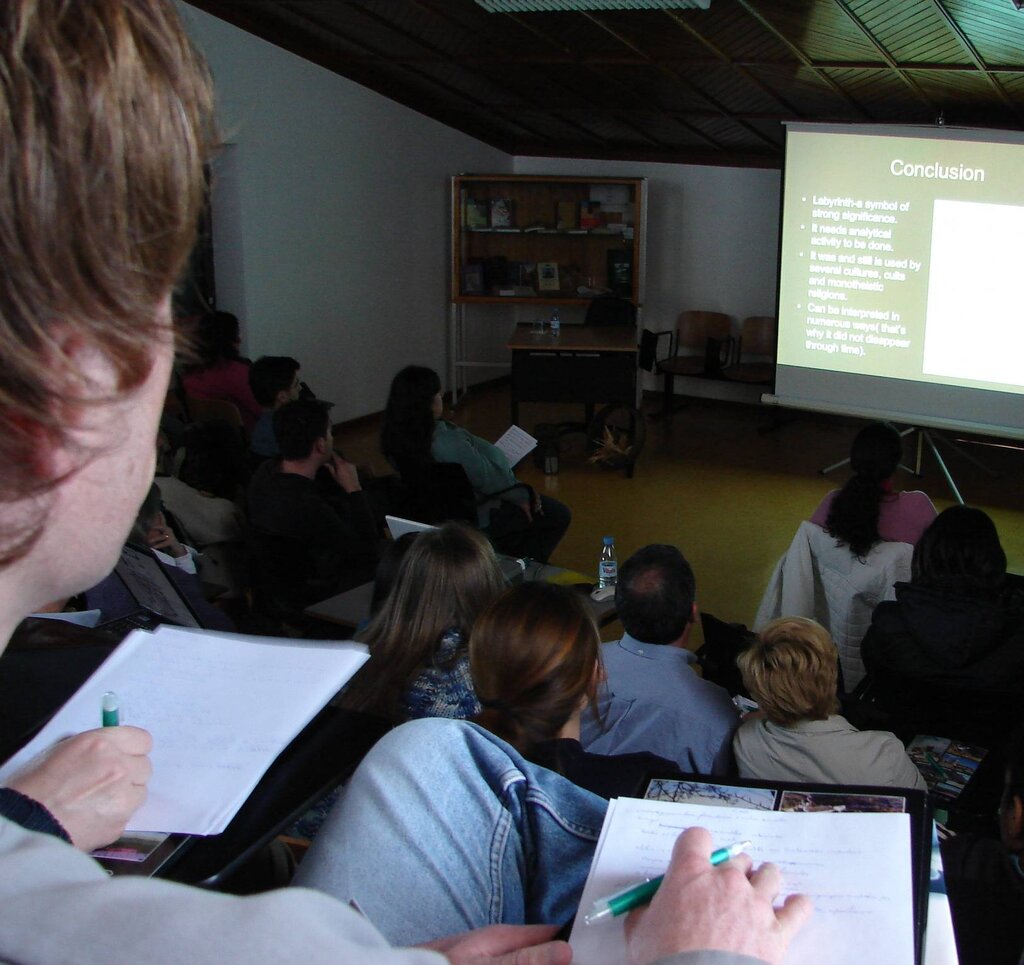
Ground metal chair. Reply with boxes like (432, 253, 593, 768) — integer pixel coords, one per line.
(723, 315, 776, 385)
(656, 310, 733, 414)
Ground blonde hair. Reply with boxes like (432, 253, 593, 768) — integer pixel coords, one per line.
(471, 582, 600, 754)
(341, 522, 506, 721)
(0, 0, 216, 565)
(738, 617, 840, 725)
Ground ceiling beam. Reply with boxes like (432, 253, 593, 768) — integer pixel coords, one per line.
(579, 10, 779, 148)
(735, 0, 871, 120)
(926, 0, 1024, 124)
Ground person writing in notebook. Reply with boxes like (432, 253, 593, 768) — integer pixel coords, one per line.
(0, 1, 809, 962)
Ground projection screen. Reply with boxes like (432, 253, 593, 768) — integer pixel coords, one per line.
(768, 122, 1024, 439)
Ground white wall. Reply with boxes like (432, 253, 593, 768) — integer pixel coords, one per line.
(180, 3, 511, 419)
(181, 4, 783, 415)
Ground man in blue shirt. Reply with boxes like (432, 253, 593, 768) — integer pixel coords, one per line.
(582, 544, 739, 775)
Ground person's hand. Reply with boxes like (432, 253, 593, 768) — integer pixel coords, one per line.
(532, 490, 543, 515)
(325, 453, 362, 493)
(6, 726, 153, 852)
(624, 827, 812, 965)
(516, 500, 534, 524)
(422, 924, 571, 965)
(145, 511, 186, 558)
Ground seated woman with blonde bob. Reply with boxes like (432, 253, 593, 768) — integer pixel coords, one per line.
(340, 521, 506, 722)
(733, 617, 926, 790)
(470, 581, 681, 799)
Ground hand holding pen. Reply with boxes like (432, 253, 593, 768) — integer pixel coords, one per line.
(622, 828, 812, 965)
(3, 693, 152, 853)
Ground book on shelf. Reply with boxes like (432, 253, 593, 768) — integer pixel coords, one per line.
(465, 198, 489, 229)
(462, 261, 484, 295)
(490, 197, 515, 227)
(556, 201, 577, 230)
(537, 261, 560, 292)
(607, 249, 633, 296)
(498, 286, 537, 297)
(492, 227, 521, 233)
(579, 200, 602, 229)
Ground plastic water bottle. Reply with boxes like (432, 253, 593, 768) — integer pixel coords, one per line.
(550, 308, 560, 339)
(598, 536, 617, 589)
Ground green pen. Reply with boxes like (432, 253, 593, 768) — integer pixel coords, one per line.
(584, 839, 752, 925)
(101, 691, 120, 727)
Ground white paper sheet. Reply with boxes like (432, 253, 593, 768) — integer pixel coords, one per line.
(0, 626, 369, 835)
(570, 797, 916, 965)
(494, 425, 537, 467)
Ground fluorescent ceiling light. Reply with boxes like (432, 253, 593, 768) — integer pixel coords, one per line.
(475, 0, 711, 11)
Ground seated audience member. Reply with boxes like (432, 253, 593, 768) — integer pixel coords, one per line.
(180, 310, 262, 431)
(248, 355, 301, 458)
(941, 723, 1024, 965)
(248, 398, 379, 605)
(156, 421, 248, 597)
(581, 544, 739, 774)
(83, 484, 234, 632)
(132, 483, 197, 573)
(810, 421, 936, 554)
(860, 505, 1024, 742)
(381, 365, 570, 563)
(470, 582, 684, 799)
(0, 2, 810, 961)
(340, 522, 506, 722)
(734, 618, 925, 789)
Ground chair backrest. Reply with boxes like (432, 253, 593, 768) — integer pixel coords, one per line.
(676, 310, 732, 351)
(738, 316, 776, 358)
(393, 459, 477, 526)
(585, 296, 636, 327)
(186, 395, 244, 430)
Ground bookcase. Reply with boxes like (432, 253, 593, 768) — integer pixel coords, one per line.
(449, 174, 648, 401)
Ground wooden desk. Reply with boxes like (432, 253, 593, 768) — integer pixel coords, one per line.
(306, 561, 617, 630)
(507, 324, 638, 424)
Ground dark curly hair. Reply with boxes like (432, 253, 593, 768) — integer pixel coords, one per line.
(379, 365, 441, 471)
(825, 422, 902, 558)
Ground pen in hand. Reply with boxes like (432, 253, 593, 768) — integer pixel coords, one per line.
(101, 691, 120, 727)
(584, 839, 753, 925)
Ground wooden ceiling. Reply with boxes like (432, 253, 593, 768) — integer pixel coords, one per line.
(189, 0, 1024, 167)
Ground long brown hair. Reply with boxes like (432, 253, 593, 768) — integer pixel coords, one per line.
(471, 582, 601, 754)
(341, 522, 506, 721)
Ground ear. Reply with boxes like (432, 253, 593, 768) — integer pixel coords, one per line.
(273, 389, 289, 409)
(689, 601, 699, 624)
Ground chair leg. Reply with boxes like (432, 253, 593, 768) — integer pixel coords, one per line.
(662, 372, 673, 416)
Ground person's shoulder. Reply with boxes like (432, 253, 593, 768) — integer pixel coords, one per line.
(809, 489, 838, 524)
(897, 489, 937, 514)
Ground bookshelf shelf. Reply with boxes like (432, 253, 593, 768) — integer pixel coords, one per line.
(449, 174, 648, 402)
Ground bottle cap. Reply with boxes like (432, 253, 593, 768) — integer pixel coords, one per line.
(603, 536, 614, 544)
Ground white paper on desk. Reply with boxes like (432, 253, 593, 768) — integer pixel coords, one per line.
(569, 797, 915, 965)
(0, 625, 368, 836)
(494, 425, 537, 467)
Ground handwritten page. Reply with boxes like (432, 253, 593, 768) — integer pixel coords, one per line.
(494, 425, 537, 467)
(570, 797, 915, 965)
(0, 626, 368, 835)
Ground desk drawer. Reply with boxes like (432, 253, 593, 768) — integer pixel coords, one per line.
(512, 350, 635, 403)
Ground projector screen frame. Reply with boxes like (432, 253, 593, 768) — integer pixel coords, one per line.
(770, 120, 1024, 441)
